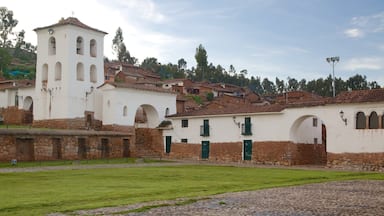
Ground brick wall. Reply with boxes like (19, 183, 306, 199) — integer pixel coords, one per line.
(2, 106, 33, 125)
(327, 152, 384, 171)
(210, 142, 242, 162)
(33, 118, 86, 130)
(164, 143, 201, 160)
(0, 129, 132, 162)
(134, 128, 163, 158)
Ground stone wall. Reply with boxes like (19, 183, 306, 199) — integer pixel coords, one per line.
(33, 118, 87, 130)
(210, 142, 242, 162)
(0, 129, 132, 162)
(327, 152, 384, 171)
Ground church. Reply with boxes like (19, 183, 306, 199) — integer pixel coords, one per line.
(1, 17, 384, 171)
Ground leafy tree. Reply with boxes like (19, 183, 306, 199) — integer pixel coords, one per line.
(249, 76, 263, 94)
(0, 7, 18, 47)
(262, 78, 276, 95)
(141, 57, 160, 72)
(287, 77, 299, 91)
(369, 81, 381, 89)
(346, 74, 369, 90)
(206, 92, 214, 101)
(0, 47, 11, 74)
(177, 58, 187, 71)
(194, 44, 208, 81)
(275, 77, 285, 93)
(112, 27, 136, 64)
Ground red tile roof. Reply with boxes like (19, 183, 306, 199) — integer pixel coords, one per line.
(34, 17, 107, 34)
(333, 88, 384, 104)
(168, 103, 284, 117)
(99, 82, 176, 94)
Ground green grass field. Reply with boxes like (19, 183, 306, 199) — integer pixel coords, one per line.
(0, 165, 383, 215)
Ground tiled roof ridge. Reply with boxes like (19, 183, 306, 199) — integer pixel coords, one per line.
(34, 17, 107, 34)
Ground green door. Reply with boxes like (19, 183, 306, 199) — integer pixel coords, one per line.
(201, 141, 210, 159)
(243, 140, 252, 160)
(165, 136, 172, 153)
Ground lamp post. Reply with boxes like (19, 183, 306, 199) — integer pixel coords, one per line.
(326, 56, 340, 97)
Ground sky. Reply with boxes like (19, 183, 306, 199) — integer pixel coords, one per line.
(2, 0, 384, 85)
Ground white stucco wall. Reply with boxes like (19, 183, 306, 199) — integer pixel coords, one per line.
(166, 101, 384, 154)
(101, 85, 177, 127)
(34, 23, 105, 120)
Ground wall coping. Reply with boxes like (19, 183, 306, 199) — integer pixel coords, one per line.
(0, 128, 132, 136)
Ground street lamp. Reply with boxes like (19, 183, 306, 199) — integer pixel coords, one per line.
(326, 56, 340, 97)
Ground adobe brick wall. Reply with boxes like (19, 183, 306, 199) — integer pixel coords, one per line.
(210, 142, 242, 162)
(2, 106, 33, 125)
(162, 140, 326, 165)
(327, 152, 384, 171)
(134, 128, 163, 158)
(33, 118, 86, 130)
(103, 124, 135, 133)
(0, 129, 132, 162)
(164, 142, 201, 160)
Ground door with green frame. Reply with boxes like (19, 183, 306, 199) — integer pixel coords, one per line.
(201, 141, 210, 159)
(243, 140, 252, 160)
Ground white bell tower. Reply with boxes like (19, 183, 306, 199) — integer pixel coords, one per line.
(33, 17, 107, 122)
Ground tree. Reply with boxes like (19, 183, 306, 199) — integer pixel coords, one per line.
(112, 27, 135, 63)
(287, 77, 299, 91)
(0, 7, 18, 47)
(141, 57, 159, 72)
(275, 77, 285, 93)
(0, 47, 11, 74)
(177, 58, 187, 71)
(262, 78, 276, 95)
(346, 74, 369, 90)
(194, 44, 208, 81)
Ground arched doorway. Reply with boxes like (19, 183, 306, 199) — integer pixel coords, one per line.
(23, 96, 33, 123)
(134, 104, 159, 128)
(290, 115, 327, 165)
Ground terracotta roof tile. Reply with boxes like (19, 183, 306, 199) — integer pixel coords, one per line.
(169, 103, 284, 117)
(333, 88, 384, 103)
(34, 17, 107, 34)
(99, 82, 176, 94)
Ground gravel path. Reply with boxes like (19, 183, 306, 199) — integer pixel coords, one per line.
(59, 180, 384, 216)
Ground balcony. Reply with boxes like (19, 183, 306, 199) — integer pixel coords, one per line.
(241, 123, 252, 136)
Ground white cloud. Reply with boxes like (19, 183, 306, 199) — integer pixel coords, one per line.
(343, 57, 384, 71)
(344, 28, 364, 38)
(345, 11, 384, 38)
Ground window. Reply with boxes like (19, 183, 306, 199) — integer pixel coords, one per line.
(123, 106, 127, 117)
(200, 119, 210, 136)
(313, 118, 318, 127)
(76, 36, 84, 55)
(76, 63, 84, 81)
(48, 37, 56, 55)
(369, 111, 379, 129)
(242, 117, 252, 135)
(181, 139, 188, 143)
(356, 112, 366, 129)
(314, 138, 318, 144)
(90, 65, 97, 83)
(90, 39, 97, 57)
(181, 119, 188, 128)
(382, 114, 384, 129)
(55, 62, 62, 81)
(42, 64, 48, 87)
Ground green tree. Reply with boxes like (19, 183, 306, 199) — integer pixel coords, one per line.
(287, 77, 299, 91)
(0, 7, 18, 47)
(0, 47, 11, 74)
(346, 74, 369, 90)
(112, 27, 135, 64)
(141, 57, 159, 72)
(262, 78, 276, 95)
(194, 44, 208, 81)
(275, 77, 285, 93)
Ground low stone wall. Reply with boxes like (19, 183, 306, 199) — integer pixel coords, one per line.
(327, 152, 384, 171)
(0, 129, 133, 162)
(33, 118, 86, 130)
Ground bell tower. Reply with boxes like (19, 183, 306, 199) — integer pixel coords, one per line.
(33, 17, 107, 126)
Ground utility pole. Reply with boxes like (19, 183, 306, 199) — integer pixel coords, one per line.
(326, 56, 340, 97)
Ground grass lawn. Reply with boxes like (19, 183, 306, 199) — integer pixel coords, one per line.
(0, 165, 383, 215)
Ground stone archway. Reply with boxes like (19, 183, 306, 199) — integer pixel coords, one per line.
(134, 104, 159, 128)
(290, 115, 327, 165)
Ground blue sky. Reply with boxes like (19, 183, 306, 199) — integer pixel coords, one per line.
(3, 0, 384, 85)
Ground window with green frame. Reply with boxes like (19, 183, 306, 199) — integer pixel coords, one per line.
(200, 119, 210, 136)
(242, 117, 252, 135)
